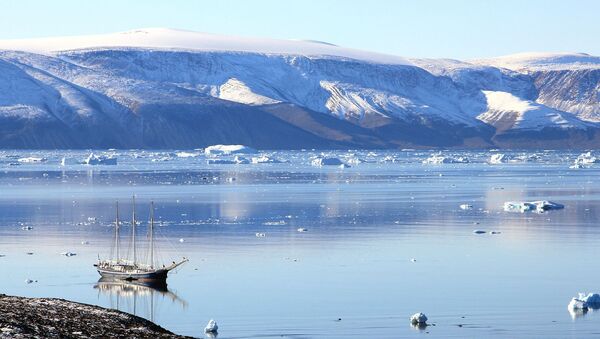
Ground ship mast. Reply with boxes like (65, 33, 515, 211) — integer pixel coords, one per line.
(150, 201, 154, 269)
(132, 195, 136, 266)
(115, 201, 120, 261)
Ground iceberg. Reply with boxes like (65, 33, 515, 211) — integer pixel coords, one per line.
(503, 200, 564, 213)
(422, 154, 469, 164)
(571, 151, 599, 168)
(489, 153, 513, 164)
(568, 293, 600, 310)
(311, 157, 350, 167)
(84, 153, 117, 165)
(204, 145, 257, 156)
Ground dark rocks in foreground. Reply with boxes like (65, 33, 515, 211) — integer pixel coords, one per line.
(0, 294, 191, 338)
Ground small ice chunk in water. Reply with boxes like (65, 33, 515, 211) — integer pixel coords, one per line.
(60, 252, 77, 257)
(297, 228, 308, 232)
(255, 232, 266, 237)
(204, 319, 218, 333)
(25, 279, 34, 284)
(503, 201, 564, 213)
(81, 241, 89, 245)
(179, 238, 185, 243)
(459, 204, 473, 210)
(410, 312, 428, 325)
(21, 225, 33, 230)
(473, 230, 486, 234)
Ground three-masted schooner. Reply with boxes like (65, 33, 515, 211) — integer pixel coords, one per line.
(94, 197, 188, 281)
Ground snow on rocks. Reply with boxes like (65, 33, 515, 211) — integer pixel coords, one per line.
(311, 157, 350, 167)
(83, 153, 117, 165)
(204, 319, 218, 334)
(410, 312, 428, 325)
(204, 145, 257, 156)
(422, 154, 469, 164)
(489, 153, 513, 164)
(503, 200, 564, 213)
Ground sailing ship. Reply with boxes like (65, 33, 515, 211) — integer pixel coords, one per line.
(94, 197, 188, 281)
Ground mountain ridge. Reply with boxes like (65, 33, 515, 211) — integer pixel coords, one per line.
(0, 29, 598, 149)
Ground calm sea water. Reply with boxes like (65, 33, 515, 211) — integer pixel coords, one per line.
(1, 149, 599, 338)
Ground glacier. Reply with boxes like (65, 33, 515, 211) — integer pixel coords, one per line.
(0, 28, 598, 149)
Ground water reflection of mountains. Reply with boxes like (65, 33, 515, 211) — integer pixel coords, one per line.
(94, 278, 187, 321)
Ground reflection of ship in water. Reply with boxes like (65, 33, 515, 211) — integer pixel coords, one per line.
(94, 277, 188, 323)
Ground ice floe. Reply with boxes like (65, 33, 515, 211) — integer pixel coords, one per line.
(251, 155, 284, 164)
(297, 228, 308, 232)
(422, 154, 469, 164)
(204, 144, 257, 156)
(84, 153, 117, 165)
(175, 151, 200, 158)
(503, 200, 564, 213)
(18, 157, 46, 163)
(459, 204, 473, 210)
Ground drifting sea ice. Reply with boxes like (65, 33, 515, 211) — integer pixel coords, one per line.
(459, 204, 473, 210)
(311, 157, 350, 167)
(204, 319, 218, 333)
(17, 157, 47, 163)
(204, 144, 257, 156)
(570, 151, 599, 168)
(568, 293, 600, 310)
(422, 154, 469, 164)
(410, 312, 428, 325)
(83, 153, 117, 165)
(503, 200, 564, 213)
(489, 153, 513, 164)
(175, 151, 200, 158)
(251, 155, 284, 164)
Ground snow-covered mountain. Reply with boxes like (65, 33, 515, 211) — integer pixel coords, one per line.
(0, 28, 598, 149)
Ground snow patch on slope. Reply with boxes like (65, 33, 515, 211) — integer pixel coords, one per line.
(478, 91, 587, 130)
(218, 78, 280, 105)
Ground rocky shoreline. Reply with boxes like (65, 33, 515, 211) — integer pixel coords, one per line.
(0, 294, 192, 338)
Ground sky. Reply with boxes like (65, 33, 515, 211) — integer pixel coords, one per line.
(0, 0, 598, 59)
